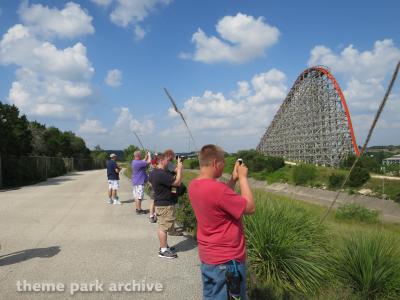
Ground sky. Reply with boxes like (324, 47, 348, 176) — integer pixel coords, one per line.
(0, 0, 399, 153)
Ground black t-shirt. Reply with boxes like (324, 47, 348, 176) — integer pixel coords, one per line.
(149, 168, 178, 206)
(106, 160, 119, 180)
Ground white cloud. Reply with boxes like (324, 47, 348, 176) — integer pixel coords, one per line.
(162, 68, 287, 148)
(308, 39, 400, 145)
(19, 1, 94, 39)
(0, 3, 95, 119)
(90, 0, 113, 6)
(309, 39, 400, 81)
(115, 107, 154, 135)
(109, 0, 171, 27)
(105, 69, 122, 87)
(184, 13, 280, 64)
(91, 0, 171, 39)
(8, 67, 92, 118)
(79, 119, 108, 134)
(134, 25, 146, 40)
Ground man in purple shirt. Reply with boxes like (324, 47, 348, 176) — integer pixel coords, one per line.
(131, 150, 151, 215)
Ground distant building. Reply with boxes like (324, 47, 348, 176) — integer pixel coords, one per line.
(383, 154, 400, 165)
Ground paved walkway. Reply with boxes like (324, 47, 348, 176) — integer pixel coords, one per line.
(0, 169, 201, 299)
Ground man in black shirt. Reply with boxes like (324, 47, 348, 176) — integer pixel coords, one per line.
(106, 153, 122, 204)
(149, 153, 183, 259)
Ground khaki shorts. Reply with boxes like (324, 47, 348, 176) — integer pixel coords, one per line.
(155, 205, 175, 233)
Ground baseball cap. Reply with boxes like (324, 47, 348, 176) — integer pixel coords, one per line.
(110, 153, 117, 158)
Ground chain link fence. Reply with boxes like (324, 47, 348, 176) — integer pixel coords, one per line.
(0, 155, 106, 188)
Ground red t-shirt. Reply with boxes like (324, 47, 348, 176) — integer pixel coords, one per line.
(188, 178, 247, 265)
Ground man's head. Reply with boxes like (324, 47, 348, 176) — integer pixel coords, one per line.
(110, 153, 117, 160)
(164, 149, 175, 162)
(156, 153, 169, 170)
(134, 150, 141, 160)
(199, 144, 225, 178)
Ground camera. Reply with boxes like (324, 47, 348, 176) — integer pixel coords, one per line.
(176, 155, 187, 162)
(237, 158, 243, 165)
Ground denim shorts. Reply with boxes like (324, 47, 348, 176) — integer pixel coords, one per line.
(201, 261, 246, 300)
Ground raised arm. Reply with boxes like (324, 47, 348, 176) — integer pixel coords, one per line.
(237, 163, 255, 214)
(172, 157, 183, 186)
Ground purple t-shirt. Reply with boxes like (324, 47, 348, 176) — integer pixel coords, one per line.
(131, 160, 148, 185)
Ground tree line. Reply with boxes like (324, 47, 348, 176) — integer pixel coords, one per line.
(0, 101, 91, 158)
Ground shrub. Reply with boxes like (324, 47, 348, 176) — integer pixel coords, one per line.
(335, 204, 380, 223)
(329, 173, 345, 189)
(223, 156, 237, 174)
(234, 150, 284, 173)
(252, 170, 269, 181)
(333, 231, 400, 299)
(292, 164, 317, 185)
(175, 194, 197, 235)
(348, 167, 370, 187)
(189, 159, 199, 169)
(395, 192, 400, 203)
(244, 192, 331, 296)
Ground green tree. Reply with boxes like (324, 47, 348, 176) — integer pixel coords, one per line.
(0, 102, 32, 156)
(123, 144, 139, 162)
(29, 121, 47, 155)
(43, 127, 63, 157)
(91, 145, 108, 161)
(348, 167, 370, 187)
(235, 149, 284, 173)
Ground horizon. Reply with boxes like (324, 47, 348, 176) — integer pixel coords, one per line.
(0, 1, 399, 153)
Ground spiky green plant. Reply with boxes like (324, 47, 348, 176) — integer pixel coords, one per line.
(335, 203, 380, 224)
(244, 192, 331, 296)
(333, 231, 400, 299)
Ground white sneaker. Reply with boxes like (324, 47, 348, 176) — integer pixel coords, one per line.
(108, 199, 113, 204)
(113, 200, 121, 205)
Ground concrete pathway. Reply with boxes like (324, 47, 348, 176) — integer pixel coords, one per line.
(0, 169, 201, 299)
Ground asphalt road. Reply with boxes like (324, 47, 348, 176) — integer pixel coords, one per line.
(0, 169, 201, 300)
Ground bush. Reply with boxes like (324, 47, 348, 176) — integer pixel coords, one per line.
(329, 173, 345, 189)
(189, 159, 199, 169)
(175, 194, 197, 235)
(395, 192, 400, 203)
(348, 167, 370, 187)
(244, 192, 331, 296)
(335, 204, 380, 223)
(223, 156, 237, 174)
(252, 170, 270, 181)
(292, 164, 317, 185)
(333, 231, 400, 299)
(235, 150, 284, 173)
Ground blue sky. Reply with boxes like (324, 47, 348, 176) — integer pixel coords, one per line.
(0, 0, 399, 152)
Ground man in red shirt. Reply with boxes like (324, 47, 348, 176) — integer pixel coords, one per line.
(189, 144, 255, 299)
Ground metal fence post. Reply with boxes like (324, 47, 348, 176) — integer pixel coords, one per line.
(0, 154, 2, 188)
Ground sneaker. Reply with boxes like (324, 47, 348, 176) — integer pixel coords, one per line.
(159, 246, 175, 252)
(158, 249, 177, 259)
(113, 199, 121, 205)
(149, 215, 157, 223)
(135, 209, 141, 215)
(108, 199, 113, 204)
(139, 209, 147, 215)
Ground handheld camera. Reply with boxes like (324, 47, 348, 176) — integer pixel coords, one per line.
(176, 155, 187, 162)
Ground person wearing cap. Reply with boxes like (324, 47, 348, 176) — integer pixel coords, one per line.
(107, 153, 122, 205)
